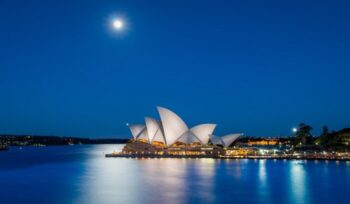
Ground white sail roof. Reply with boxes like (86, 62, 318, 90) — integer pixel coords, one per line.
(137, 128, 149, 141)
(157, 106, 189, 146)
(145, 117, 165, 144)
(128, 124, 146, 139)
(190, 124, 216, 145)
(221, 133, 241, 147)
(127, 106, 243, 147)
(210, 135, 224, 146)
(210, 133, 242, 147)
(177, 131, 201, 144)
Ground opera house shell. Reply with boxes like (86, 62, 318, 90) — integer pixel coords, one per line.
(127, 106, 242, 148)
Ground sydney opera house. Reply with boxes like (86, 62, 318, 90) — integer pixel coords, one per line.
(117, 106, 243, 157)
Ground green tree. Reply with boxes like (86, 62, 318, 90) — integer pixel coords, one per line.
(315, 125, 330, 146)
(295, 123, 313, 145)
(322, 126, 329, 136)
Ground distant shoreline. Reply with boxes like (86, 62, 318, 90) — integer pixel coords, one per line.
(0, 135, 129, 147)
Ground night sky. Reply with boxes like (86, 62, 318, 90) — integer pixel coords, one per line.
(1, 0, 349, 138)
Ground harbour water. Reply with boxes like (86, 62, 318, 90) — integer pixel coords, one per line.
(0, 144, 349, 204)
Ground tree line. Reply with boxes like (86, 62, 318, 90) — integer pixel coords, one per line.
(293, 123, 350, 150)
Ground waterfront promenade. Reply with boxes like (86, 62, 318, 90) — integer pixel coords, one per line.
(106, 152, 350, 161)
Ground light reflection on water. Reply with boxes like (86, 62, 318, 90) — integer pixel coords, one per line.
(289, 161, 309, 204)
(0, 145, 350, 204)
(258, 159, 271, 204)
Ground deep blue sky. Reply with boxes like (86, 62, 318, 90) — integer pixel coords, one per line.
(1, 0, 349, 138)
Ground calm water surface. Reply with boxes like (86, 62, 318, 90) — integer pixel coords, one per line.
(0, 145, 349, 204)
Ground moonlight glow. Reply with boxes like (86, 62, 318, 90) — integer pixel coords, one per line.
(113, 19, 123, 30)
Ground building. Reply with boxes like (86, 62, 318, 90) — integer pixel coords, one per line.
(247, 138, 279, 146)
(119, 106, 243, 157)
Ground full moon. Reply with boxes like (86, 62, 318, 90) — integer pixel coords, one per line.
(113, 19, 123, 30)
